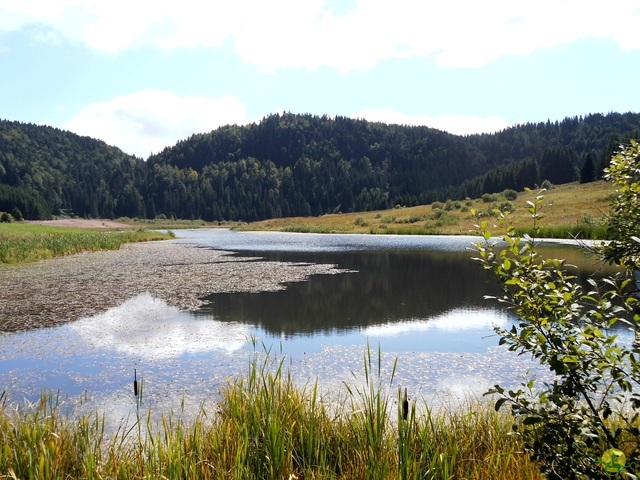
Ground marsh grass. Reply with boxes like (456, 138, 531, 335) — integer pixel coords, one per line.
(0, 224, 173, 264)
(0, 348, 544, 479)
(514, 222, 608, 239)
(281, 224, 346, 234)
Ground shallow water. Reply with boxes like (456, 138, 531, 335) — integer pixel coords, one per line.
(0, 229, 627, 425)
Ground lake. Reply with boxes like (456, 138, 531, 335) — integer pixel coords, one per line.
(0, 229, 624, 422)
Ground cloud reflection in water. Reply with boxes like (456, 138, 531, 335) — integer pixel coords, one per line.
(70, 293, 251, 359)
(363, 308, 508, 337)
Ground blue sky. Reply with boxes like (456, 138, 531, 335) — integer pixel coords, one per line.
(1, 0, 639, 159)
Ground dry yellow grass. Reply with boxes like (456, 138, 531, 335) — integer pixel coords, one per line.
(240, 181, 616, 236)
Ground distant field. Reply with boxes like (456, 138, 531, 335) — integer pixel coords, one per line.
(238, 181, 616, 238)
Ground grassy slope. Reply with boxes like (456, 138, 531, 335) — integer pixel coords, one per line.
(238, 181, 615, 237)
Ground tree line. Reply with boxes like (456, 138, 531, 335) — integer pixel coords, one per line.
(1, 112, 639, 221)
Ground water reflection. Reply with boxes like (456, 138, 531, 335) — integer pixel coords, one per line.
(194, 243, 614, 338)
(194, 250, 500, 335)
(364, 308, 509, 336)
(70, 293, 250, 358)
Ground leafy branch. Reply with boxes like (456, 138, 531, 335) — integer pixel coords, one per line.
(472, 155, 640, 479)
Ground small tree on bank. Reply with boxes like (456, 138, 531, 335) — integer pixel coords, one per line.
(473, 141, 640, 479)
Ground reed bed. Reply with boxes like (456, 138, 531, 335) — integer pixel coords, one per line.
(514, 222, 608, 240)
(0, 347, 543, 480)
(0, 225, 173, 264)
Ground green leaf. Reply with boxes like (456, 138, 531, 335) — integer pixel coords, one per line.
(522, 416, 541, 425)
(494, 398, 508, 411)
(562, 355, 579, 363)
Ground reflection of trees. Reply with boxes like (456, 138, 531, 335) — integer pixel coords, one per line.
(193, 246, 620, 337)
(194, 250, 502, 336)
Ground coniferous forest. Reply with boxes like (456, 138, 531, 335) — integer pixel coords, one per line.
(1, 112, 639, 221)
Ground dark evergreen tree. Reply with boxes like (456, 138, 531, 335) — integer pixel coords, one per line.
(597, 135, 620, 179)
(579, 153, 596, 183)
(539, 146, 579, 184)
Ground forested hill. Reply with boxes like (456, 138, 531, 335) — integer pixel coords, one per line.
(1, 112, 640, 221)
(0, 120, 144, 220)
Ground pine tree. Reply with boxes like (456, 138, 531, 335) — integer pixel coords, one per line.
(539, 146, 578, 185)
(579, 153, 596, 183)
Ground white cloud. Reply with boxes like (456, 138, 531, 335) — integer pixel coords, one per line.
(1, 0, 639, 71)
(351, 108, 511, 135)
(65, 90, 248, 158)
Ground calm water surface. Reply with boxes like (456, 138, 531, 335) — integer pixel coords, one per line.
(0, 229, 624, 422)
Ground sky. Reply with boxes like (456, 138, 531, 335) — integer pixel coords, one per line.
(1, 0, 640, 159)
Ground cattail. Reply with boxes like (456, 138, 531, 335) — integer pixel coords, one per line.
(402, 387, 409, 421)
(133, 369, 138, 397)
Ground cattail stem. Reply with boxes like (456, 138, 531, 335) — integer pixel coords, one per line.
(402, 387, 408, 421)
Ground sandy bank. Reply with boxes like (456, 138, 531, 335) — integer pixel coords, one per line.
(26, 218, 132, 229)
(0, 240, 346, 332)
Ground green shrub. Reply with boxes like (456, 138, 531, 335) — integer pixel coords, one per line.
(502, 189, 518, 201)
(444, 200, 462, 211)
(11, 208, 23, 221)
(540, 179, 554, 190)
(497, 201, 514, 213)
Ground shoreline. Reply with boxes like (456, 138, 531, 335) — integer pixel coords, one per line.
(0, 239, 346, 332)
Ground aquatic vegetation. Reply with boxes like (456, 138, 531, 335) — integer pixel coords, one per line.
(0, 348, 543, 479)
(0, 223, 172, 264)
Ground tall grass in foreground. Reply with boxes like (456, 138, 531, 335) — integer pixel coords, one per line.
(0, 351, 543, 479)
(0, 226, 173, 264)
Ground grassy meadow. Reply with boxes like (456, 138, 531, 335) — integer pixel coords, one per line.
(0, 350, 544, 480)
(238, 181, 616, 238)
(0, 223, 174, 265)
